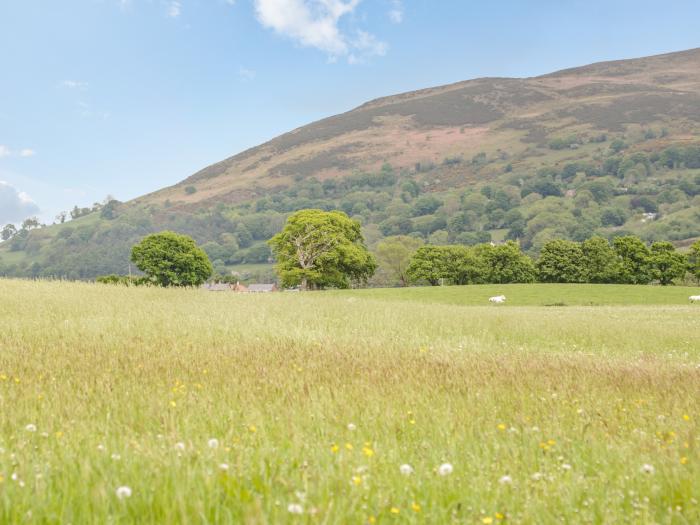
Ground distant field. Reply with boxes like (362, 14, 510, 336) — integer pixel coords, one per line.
(0, 279, 698, 523)
(335, 283, 700, 306)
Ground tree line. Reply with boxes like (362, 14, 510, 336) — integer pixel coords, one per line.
(377, 236, 700, 287)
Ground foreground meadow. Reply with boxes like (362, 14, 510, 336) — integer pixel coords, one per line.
(0, 280, 699, 524)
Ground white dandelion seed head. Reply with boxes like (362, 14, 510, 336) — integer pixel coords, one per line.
(347, 423, 356, 431)
(499, 475, 513, 485)
(531, 472, 543, 481)
(438, 463, 453, 476)
(11, 472, 19, 481)
(287, 503, 303, 514)
(25, 424, 37, 432)
(175, 442, 186, 451)
(111, 453, 121, 461)
(219, 463, 229, 471)
(40, 432, 49, 438)
(207, 438, 219, 449)
(115, 486, 132, 499)
(561, 463, 572, 471)
(399, 464, 414, 476)
(641, 463, 655, 474)
(97, 444, 106, 452)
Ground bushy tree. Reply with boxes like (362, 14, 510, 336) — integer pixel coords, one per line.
(481, 241, 536, 283)
(536, 240, 586, 283)
(131, 231, 212, 287)
(649, 241, 687, 285)
(581, 237, 620, 283)
(406, 246, 449, 286)
(376, 235, 424, 286)
(268, 209, 376, 290)
(690, 240, 700, 281)
(613, 236, 653, 284)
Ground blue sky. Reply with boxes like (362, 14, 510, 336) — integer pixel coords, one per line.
(1, 0, 699, 224)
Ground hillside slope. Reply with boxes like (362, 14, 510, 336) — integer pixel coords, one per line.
(2, 48, 700, 280)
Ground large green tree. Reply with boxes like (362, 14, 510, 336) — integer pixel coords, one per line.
(268, 209, 376, 290)
(481, 241, 536, 284)
(131, 231, 212, 287)
(536, 239, 586, 283)
(689, 240, 700, 281)
(650, 241, 687, 285)
(581, 236, 620, 283)
(613, 236, 653, 284)
(375, 235, 424, 286)
(406, 246, 450, 286)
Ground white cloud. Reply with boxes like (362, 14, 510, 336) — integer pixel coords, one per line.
(61, 80, 89, 90)
(253, 0, 386, 63)
(0, 146, 36, 158)
(238, 67, 257, 81)
(167, 1, 181, 18)
(388, 0, 403, 23)
(0, 181, 40, 224)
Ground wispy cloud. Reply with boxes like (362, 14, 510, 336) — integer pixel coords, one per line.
(77, 101, 111, 120)
(61, 80, 89, 90)
(167, 1, 181, 18)
(253, 0, 387, 63)
(238, 67, 257, 81)
(388, 0, 403, 24)
(0, 181, 40, 224)
(0, 146, 37, 159)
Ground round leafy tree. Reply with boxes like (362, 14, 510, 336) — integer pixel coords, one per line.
(268, 209, 376, 290)
(131, 231, 212, 287)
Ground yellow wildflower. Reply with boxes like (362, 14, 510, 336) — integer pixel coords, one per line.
(683, 414, 690, 421)
(248, 425, 257, 433)
(483, 517, 494, 524)
(169, 400, 177, 407)
(367, 517, 376, 524)
(681, 456, 689, 465)
(495, 512, 505, 520)
(352, 476, 362, 486)
(330, 443, 339, 454)
(362, 446, 374, 457)
(390, 507, 400, 514)
(411, 502, 421, 513)
(497, 423, 507, 431)
(345, 443, 354, 451)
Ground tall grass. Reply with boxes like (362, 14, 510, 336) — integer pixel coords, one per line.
(0, 279, 698, 523)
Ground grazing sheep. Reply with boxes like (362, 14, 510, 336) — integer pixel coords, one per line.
(489, 295, 506, 304)
(690, 295, 700, 303)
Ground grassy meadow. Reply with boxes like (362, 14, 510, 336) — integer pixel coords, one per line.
(0, 279, 699, 523)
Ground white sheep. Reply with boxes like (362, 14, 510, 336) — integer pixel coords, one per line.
(489, 295, 506, 304)
(690, 295, 700, 303)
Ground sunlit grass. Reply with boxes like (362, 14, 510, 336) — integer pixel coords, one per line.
(0, 279, 698, 523)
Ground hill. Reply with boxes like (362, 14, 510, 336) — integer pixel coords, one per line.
(2, 48, 700, 279)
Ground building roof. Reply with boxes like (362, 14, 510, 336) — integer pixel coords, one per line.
(247, 284, 276, 292)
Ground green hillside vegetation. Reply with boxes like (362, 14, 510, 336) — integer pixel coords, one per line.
(2, 49, 700, 279)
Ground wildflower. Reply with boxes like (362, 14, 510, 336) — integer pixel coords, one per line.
(345, 443, 354, 451)
(352, 476, 362, 486)
(641, 463, 655, 474)
(411, 502, 421, 513)
(115, 486, 132, 499)
(497, 423, 506, 431)
(169, 401, 177, 408)
(495, 512, 505, 520)
(561, 463, 572, 471)
(175, 442, 186, 451)
(111, 453, 121, 461)
(347, 423, 356, 431)
(287, 503, 303, 515)
(362, 445, 374, 457)
(399, 464, 414, 476)
(683, 414, 690, 421)
(390, 507, 400, 514)
(531, 472, 543, 481)
(438, 463, 453, 476)
(367, 516, 376, 524)
(97, 444, 106, 452)
(680, 457, 688, 465)
(25, 424, 37, 433)
(330, 443, 339, 454)
(207, 438, 219, 449)
(219, 463, 229, 471)
(483, 518, 494, 524)
(499, 475, 512, 485)
(248, 425, 257, 433)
